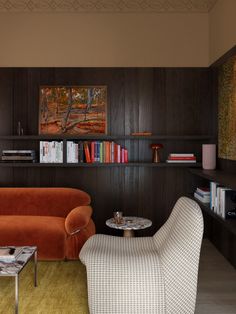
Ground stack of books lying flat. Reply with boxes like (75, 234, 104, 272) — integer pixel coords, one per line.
(194, 187, 210, 203)
(1, 150, 36, 162)
(166, 153, 196, 163)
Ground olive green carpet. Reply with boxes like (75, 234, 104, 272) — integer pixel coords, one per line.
(0, 261, 89, 314)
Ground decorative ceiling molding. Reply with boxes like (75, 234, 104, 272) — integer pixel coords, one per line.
(0, 0, 218, 13)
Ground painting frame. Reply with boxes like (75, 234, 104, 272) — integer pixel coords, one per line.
(218, 55, 236, 160)
(39, 85, 107, 135)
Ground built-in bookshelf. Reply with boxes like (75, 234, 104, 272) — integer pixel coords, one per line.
(0, 134, 214, 168)
(0, 135, 215, 141)
(188, 194, 236, 236)
(190, 168, 236, 191)
(0, 162, 202, 168)
(190, 169, 236, 268)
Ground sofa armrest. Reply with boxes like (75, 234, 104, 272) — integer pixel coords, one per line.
(65, 205, 93, 235)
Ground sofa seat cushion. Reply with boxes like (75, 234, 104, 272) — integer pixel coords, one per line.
(0, 215, 66, 260)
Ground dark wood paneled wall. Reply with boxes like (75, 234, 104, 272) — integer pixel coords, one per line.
(0, 68, 215, 234)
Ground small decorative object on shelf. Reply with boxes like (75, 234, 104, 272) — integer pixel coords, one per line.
(17, 121, 24, 136)
(151, 143, 163, 163)
(131, 132, 152, 136)
(202, 144, 216, 170)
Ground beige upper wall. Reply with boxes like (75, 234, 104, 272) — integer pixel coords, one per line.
(209, 0, 236, 64)
(0, 13, 209, 67)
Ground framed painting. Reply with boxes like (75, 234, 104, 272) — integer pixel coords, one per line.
(39, 86, 107, 135)
(218, 55, 236, 160)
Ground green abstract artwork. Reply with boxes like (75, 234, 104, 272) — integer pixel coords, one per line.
(218, 55, 236, 160)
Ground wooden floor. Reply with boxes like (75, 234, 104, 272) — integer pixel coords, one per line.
(196, 239, 236, 314)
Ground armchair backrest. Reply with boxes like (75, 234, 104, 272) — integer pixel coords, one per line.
(153, 197, 203, 314)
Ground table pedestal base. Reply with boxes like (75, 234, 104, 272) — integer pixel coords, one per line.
(123, 230, 134, 237)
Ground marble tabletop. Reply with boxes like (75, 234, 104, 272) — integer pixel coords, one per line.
(106, 216, 152, 231)
(0, 246, 37, 276)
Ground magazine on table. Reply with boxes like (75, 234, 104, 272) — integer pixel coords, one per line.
(0, 247, 23, 262)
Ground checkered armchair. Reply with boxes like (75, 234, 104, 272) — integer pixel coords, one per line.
(79, 197, 203, 314)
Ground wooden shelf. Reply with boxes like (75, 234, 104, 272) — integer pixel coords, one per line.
(0, 135, 215, 141)
(0, 162, 202, 168)
(188, 194, 236, 236)
(189, 168, 236, 190)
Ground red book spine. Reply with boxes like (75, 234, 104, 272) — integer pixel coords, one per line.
(114, 143, 118, 163)
(84, 142, 91, 163)
(121, 148, 125, 163)
(91, 141, 95, 163)
(124, 149, 128, 163)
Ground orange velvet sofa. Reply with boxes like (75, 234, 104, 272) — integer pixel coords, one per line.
(0, 187, 95, 260)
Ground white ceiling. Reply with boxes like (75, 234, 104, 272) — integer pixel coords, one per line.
(0, 0, 218, 13)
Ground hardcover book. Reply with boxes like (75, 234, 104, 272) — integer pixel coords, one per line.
(224, 190, 236, 219)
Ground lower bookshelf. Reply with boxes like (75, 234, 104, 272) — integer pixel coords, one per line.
(189, 194, 236, 236)
(189, 168, 236, 191)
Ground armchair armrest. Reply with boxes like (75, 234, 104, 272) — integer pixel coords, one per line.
(65, 205, 93, 235)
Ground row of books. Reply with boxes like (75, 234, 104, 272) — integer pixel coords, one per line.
(67, 141, 128, 163)
(194, 183, 236, 219)
(166, 153, 196, 163)
(210, 182, 236, 219)
(40, 141, 63, 163)
(6, 141, 129, 164)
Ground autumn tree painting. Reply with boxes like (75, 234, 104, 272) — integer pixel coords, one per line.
(39, 86, 107, 134)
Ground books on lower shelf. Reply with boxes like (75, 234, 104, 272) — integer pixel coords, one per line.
(194, 187, 210, 203)
(195, 183, 236, 219)
(67, 141, 128, 164)
(166, 153, 196, 163)
(40, 141, 63, 163)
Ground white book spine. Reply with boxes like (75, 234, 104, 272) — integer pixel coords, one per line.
(53, 141, 56, 163)
(169, 153, 194, 157)
(60, 141, 63, 163)
(67, 141, 72, 163)
(117, 145, 121, 163)
(166, 160, 196, 163)
(40, 141, 43, 163)
(75, 143, 78, 163)
(55, 142, 58, 163)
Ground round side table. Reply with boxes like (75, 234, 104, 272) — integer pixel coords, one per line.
(106, 216, 152, 237)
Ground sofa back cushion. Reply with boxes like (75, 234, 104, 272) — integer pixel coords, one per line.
(0, 187, 91, 217)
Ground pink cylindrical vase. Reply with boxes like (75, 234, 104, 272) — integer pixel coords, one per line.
(202, 144, 216, 170)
